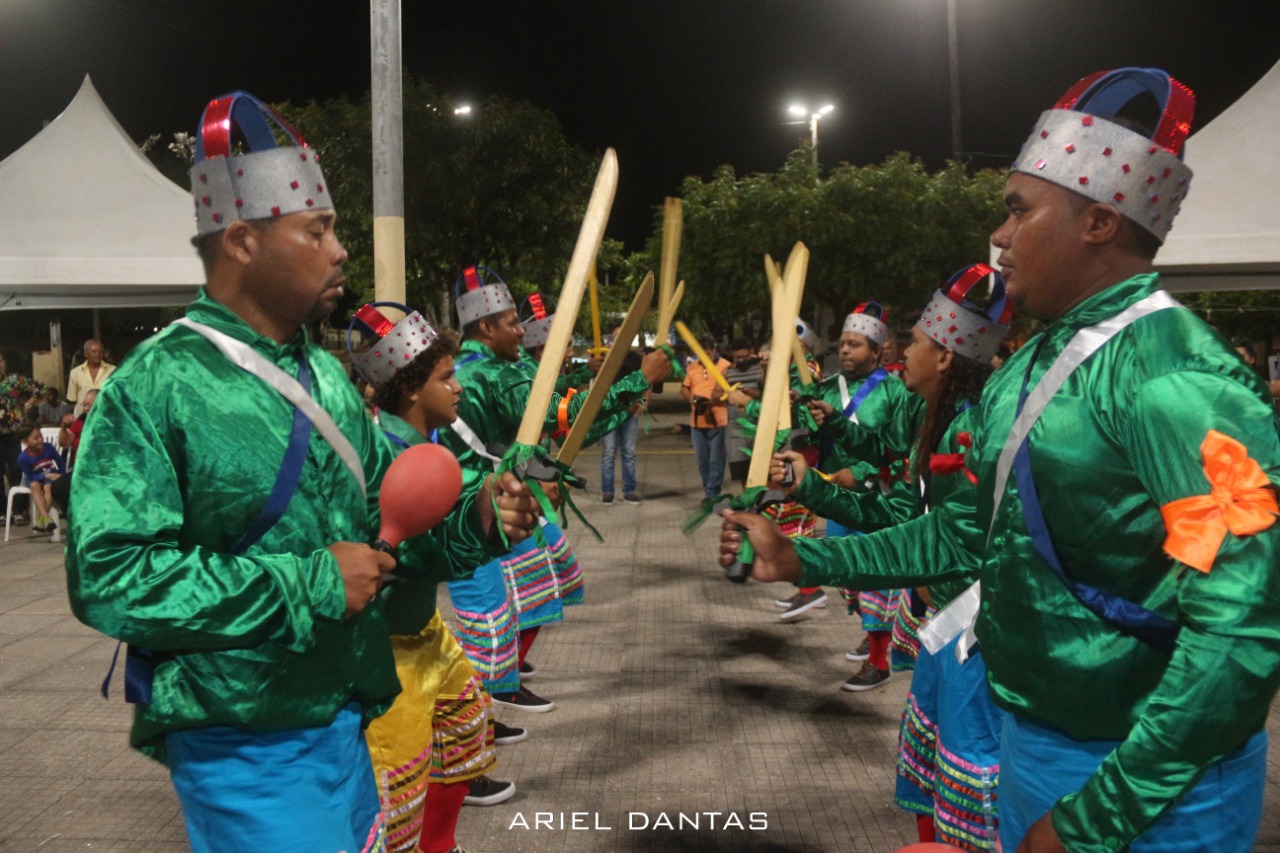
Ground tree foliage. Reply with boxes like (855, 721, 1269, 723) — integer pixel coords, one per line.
(637, 151, 1007, 341)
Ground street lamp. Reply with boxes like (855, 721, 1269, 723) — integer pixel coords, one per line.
(787, 103, 834, 164)
(453, 104, 473, 116)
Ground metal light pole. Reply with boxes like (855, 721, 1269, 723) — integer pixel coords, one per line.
(787, 103, 834, 166)
(370, 0, 405, 305)
(947, 0, 962, 162)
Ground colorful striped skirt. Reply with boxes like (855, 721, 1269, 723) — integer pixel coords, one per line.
(446, 560, 520, 695)
(840, 588, 899, 632)
(895, 636, 1002, 851)
(763, 500, 818, 539)
(500, 527, 565, 628)
(542, 519, 585, 607)
(890, 591, 936, 672)
(365, 612, 497, 853)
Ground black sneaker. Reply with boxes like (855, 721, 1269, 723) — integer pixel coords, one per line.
(519, 659, 538, 679)
(602, 494, 614, 505)
(845, 637, 871, 661)
(623, 493, 642, 505)
(841, 661, 891, 692)
(463, 775, 516, 806)
(491, 685, 555, 713)
(778, 590, 828, 621)
(493, 720, 528, 745)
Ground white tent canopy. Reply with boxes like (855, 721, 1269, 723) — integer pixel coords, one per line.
(1157, 59, 1280, 293)
(0, 75, 203, 310)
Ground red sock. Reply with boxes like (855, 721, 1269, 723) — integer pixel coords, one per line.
(916, 814, 937, 843)
(418, 779, 469, 853)
(798, 587, 820, 595)
(867, 630, 891, 671)
(518, 626, 541, 667)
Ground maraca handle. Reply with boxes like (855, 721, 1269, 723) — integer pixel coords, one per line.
(372, 539, 404, 584)
(779, 460, 796, 489)
(725, 534, 754, 584)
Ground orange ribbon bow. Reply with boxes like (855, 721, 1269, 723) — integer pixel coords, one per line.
(1160, 429, 1278, 573)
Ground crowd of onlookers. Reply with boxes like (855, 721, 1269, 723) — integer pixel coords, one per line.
(1, 339, 114, 533)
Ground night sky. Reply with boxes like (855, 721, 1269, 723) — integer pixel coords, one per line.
(2, 0, 1279, 247)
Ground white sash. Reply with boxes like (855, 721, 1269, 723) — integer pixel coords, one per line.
(917, 290, 1182, 661)
(173, 318, 366, 495)
(450, 417, 503, 471)
(837, 375, 859, 424)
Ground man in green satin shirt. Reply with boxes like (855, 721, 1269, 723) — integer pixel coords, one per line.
(723, 69, 1280, 853)
(64, 93, 534, 852)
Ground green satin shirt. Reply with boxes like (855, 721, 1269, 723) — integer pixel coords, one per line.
(794, 402, 981, 609)
(439, 338, 648, 486)
(375, 412, 495, 636)
(795, 274, 1280, 850)
(812, 369, 923, 479)
(66, 291, 427, 761)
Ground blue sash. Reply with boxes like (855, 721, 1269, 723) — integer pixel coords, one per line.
(1013, 347, 1180, 655)
(104, 356, 316, 704)
(842, 367, 889, 419)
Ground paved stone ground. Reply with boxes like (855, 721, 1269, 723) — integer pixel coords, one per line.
(3, 397, 1280, 851)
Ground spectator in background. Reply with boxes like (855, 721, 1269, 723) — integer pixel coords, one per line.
(66, 339, 116, 408)
(0, 351, 46, 525)
(681, 335, 731, 502)
(58, 388, 98, 465)
(723, 337, 764, 487)
(600, 348, 647, 505)
(16, 422, 64, 534)
(1233, 339, 1266, 381)
(36, 387, 72, 427)
(879, 330, 908, 377)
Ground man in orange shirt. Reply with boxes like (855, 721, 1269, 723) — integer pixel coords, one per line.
(681, 334, 732, 502)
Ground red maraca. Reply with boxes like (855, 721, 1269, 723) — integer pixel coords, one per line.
(375, 443, 463, 551)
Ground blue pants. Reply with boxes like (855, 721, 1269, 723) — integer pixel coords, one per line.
(165, 703, 385, 853)
(691, 425, 725, 498)
(1000, 712, 1266, 852)
(600, 413, 638, 496)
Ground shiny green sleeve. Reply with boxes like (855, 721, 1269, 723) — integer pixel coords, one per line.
(793, 493, 977, 590)
(1054, 370, 1280, 850)
(790, 466, 917, 531)
(66, 381, 347, 655)
(496, 368, 650, 443)
(396, 482, 494, 581)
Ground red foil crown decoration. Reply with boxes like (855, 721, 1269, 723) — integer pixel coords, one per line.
(455, 265, 516, 327)
(188, 91, 334, 236)
(1012, 67, 1195, 244)
(915, 263, 1012, 363)
(842, 301, 889, 346)
(348, 303, 440, 387)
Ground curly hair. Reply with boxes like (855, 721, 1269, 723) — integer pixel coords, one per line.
(911, 343, 994, 480)
(371, 330, 460, 416)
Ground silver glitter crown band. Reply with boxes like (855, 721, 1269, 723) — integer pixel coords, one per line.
(456, 266, 516, 327)
(1012, 110, 1191, 243)
(842, 305, 888, 346)
(915, 264, 1011, 363)
(189, 92, 334, 236)
(348, 304, 440, 387)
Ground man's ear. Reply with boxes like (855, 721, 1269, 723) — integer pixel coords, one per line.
(937, 347, 955, 374)
(221, 221, 256, 266)
(1082, 202, 1124, 247)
